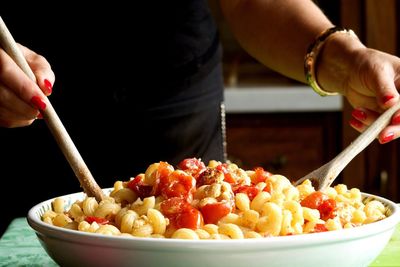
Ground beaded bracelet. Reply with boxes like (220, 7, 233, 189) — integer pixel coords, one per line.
(304, 26, 358, 96)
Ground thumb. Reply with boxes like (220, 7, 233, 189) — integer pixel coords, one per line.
(369, 69, 399, 109)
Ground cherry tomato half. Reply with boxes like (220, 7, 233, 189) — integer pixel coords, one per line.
(127, 175, 153, 199)
(160, 197, 192, 216)
(175, 207, 204, 229)
(158, 170, 196, 199)
(301, 191, 337, 221)
(160, 197, 203, 229)
(253, 167, 273, 184)
(319, 198, 337, 220)
(177, 158, 206, 179)
(300, 191, 328, 210)
(200, 202, 232, 224)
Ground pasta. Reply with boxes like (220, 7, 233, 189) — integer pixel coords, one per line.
(42, 158, 389, 239)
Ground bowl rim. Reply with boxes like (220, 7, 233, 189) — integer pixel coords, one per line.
(27, 189, 400, 251)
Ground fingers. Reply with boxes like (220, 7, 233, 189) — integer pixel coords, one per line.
(367, 51, 400, 110)
(0, 49, 47, 108)
(357, 50, 400, 110)
(346, 90, 383, 113)
(349, 107, 400, 144)
(0, 45, 54, 128)
(351, 108, 379, 126)
(0, 84, 39, 120)
(0, 117, 35, 128)
(377, 110, 400, 144)
(391, 110, 400, 125)
(369, 70, 399, 110)
(346, 49, 400, 144)
(19, 44, 55, 96)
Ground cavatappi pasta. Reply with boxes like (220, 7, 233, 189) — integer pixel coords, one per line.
(42, 158, 388, 239)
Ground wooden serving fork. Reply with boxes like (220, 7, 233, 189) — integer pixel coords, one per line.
(295, 100, 400, 191)
(0, 17, 105, 201)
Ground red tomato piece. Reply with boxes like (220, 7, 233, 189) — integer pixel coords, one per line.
(301, 192, 337, 221)
(158, 170, 196, 199)
(150, 162, 175, 197)
(300, 191, 328, 210)
(313, 223, 328, 233)
(216, 163, 228, 173)
(177, 158, 206, 179)
(224, 173, 236, 183)
(253, 167, 273, 184)
(127, 175, 153, 199)
(319, 198, 337, 220)
(233, 185, 260, 201)
(85, 216, 109, 225)
(157, 161, 175, 179)
(160, 197, 192, 216)
(160, 197, 203, 229)
(176, 207, 204, 230)
(216, 163, 235, 183)
(200, 202, 232, 224)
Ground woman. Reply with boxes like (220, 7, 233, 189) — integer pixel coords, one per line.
(0, 0, 399, 234)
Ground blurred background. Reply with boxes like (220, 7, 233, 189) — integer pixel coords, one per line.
(0, 0, 399, 235)
(211, 0, 400, 205)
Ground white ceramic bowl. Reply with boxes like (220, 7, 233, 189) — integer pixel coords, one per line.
(28, 190, 400, 267)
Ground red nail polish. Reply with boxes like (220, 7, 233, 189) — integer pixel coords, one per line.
(44, 79, 53, 94)
(382, 95, 394, 104)
(30, 96, 46, 110)
(349, 118, 364, 129)
(37, 113, 43, 119)
(392, 115, 400, 125)
(380, 132, 395, 144)
(351, 109, 367, 121)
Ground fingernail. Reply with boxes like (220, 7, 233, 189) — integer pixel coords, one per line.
(349, 118, 363, 129)
(30, 96, 46, 110)
(44, 79, 53, 95)
(382, 95, 394, 105)
(351, 109, 367, 121)
(380, 132, 395, 144)
(392, 115, 400, 125)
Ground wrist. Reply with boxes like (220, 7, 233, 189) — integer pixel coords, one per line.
(316, 29, 365, 95)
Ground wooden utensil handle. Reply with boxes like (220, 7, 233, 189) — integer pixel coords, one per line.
(0, 16, 105, 201)
(331, 101, 400, 175)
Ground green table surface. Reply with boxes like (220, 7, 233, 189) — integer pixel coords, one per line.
(0, 218, 399, 267)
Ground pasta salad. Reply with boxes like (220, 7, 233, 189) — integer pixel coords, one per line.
(42, 158, 387, 239)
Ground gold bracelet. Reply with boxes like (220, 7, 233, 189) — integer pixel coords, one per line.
(304, 26, 358, 96)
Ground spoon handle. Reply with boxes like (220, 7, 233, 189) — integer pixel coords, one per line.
(331, 101, 400, 176)
(0, 16, 105, 201)
(296, 100, 400, 190)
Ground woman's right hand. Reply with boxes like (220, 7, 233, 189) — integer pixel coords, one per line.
(0, 44, 55, 127)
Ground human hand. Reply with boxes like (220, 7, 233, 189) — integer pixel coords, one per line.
(341, 48, 400, 144)
(317, 34, 400, 144)
(0, 44, 54, 127)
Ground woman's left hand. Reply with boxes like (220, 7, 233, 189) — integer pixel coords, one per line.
(317, 34, 400, 144)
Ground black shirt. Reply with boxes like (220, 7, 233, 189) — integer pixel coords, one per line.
(0, 1, 225, 233)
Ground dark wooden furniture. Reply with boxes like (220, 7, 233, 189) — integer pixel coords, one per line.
(216, 0, 400, 202)
(226, 112, 342, 182)
(340, 0, 400, 202)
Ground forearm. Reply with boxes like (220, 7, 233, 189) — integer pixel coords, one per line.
(220, 0, 333, 83)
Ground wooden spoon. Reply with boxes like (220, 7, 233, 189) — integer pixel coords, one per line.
(295, 100, 400, 191)
(0, 17, 105, 201)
